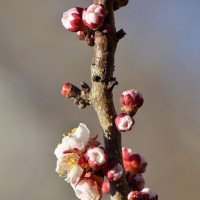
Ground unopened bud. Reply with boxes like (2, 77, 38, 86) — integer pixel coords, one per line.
(82, 3, 107, 30)
(61, 7, 84, 32)
(122, 148, 147, 176)
(103, 161, 124, 182)
(115, 113, 135, 132)
(61, 83, 81, 98)
(77, 31, 87, 40)
(128, 174, 145, 191)
(84, 146, 107, 170)
(128, 188, 158, 200)
(120, 89, 144, 115)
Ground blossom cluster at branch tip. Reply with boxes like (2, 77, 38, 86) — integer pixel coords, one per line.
(54, 123, 124, 200)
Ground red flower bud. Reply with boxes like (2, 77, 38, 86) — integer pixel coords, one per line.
(61, 7, 84, 32)
(103, 161, 124, 182)
(123, 149, 147, 176)
(120, 89, 144, 115)
(82, 3, 107, 30)
(61, 83, 81, 98)
(115, 113, 135, 132)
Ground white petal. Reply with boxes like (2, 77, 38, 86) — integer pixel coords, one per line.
(74, 123, 90, 143)
(71, 179, 100, 200)
(65, 165, 83, 183)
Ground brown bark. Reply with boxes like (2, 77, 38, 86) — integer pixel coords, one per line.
(89, 1, 129, 199)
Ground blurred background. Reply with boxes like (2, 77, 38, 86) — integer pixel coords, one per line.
(0, 0, 200, 199)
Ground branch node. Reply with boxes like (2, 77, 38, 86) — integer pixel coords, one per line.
(116, 29, 126, 41)
(81, 81, 91, 93)
(92, 75, 102, 82)
(107, 78, 118, 91)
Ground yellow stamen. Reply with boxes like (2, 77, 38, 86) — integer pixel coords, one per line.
(68, 128, 77, 137)
(59, 153, 80, 176)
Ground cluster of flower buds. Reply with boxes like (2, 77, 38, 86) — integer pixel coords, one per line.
(102, 147, 158, 199)
(114, 0, 129, 11)
(115, 89, 144, 132)
(61, 3, 107, 46)
(54, 123, 124, 200)
(61, 82, 90, 109)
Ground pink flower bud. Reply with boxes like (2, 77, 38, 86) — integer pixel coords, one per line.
(128, 188, 158, 200)
(101, 178, 110, 194)
(84, 146, 107, 170)
(128, 174, 145, 191)
(114, 0, 129, 11)
(122, 147, 133, 161)
(61, 7, 84, 32)
(61, 83, 81, 98)
(115, 113, 135, 132)
(120, 89, 144, 115)
(77, 31, 87, 40)
(141, 188, 158, 200)
(103, 161, 124, 182)
(122, 148, 147, 176)
(82, 3, 107, 30)
(61, 83, 73, 97)
(85, 35, 94, 46)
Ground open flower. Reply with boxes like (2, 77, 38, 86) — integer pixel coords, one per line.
(56, 152, 84, 183)
(84, 146, 107, 170)
(71, 177, 102, 200)
(54, 123, 90, 159)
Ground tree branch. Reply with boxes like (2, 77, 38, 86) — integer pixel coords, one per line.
(89, 1, 129, 199)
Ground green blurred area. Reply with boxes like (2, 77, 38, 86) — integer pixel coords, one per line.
(0, 1, 200, 199)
